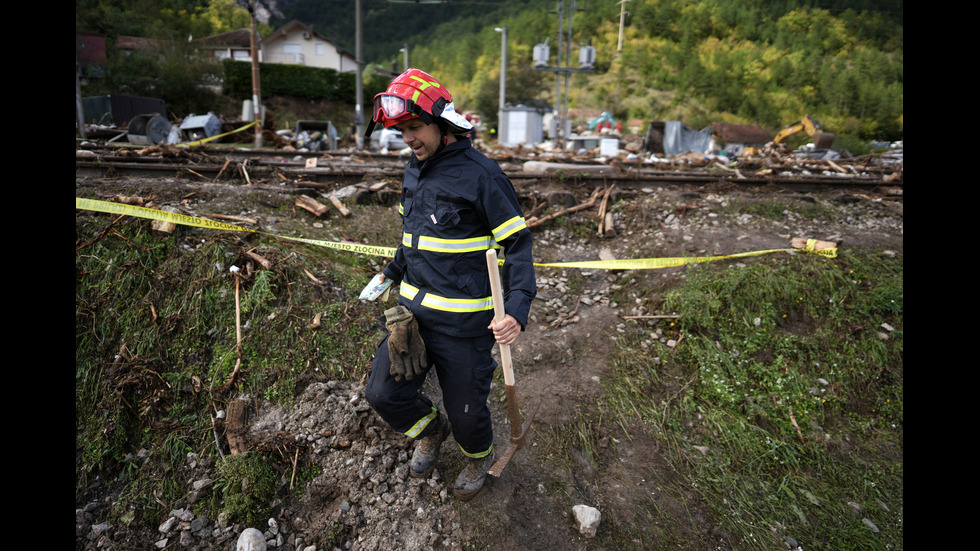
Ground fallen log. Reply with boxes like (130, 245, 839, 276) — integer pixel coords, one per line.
(522, 160, 620, 176)
(226, 398, 249, 455)
(295, 194, 329, 217)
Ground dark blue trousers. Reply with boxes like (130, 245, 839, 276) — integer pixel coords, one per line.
(365, 325, 497, 458)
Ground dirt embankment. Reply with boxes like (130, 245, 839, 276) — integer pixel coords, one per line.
(76, 166, 902, 551)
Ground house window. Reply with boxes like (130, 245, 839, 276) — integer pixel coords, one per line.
(316, 43, 324, 56)
(283, 42, 302, 63)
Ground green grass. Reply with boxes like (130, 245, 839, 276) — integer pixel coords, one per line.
(714, 196, 843, 223)
(77, 198, 901, 550)
(75, 211, 390, 524)
(215, 452, 280, 526)
(596, 249, 903, 549)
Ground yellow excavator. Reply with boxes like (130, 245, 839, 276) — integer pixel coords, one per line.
(773, 115, 835, 149)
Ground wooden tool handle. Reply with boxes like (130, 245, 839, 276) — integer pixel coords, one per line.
(486, 249, 514, 386)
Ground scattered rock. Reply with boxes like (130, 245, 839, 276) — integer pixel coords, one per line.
(237, 527, 266, 551)
(572, 504, 601, 538)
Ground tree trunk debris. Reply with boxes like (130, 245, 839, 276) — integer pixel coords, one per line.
(295, 194, 329, 217)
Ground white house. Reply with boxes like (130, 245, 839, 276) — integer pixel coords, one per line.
(261, 20, 356, 72)
(195, 28, 255, 61)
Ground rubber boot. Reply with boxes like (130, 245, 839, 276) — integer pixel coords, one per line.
(410, 413, 450, 478)
(452, 452, 496, 501)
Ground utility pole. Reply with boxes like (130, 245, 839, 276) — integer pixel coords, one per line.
(494, 27, 507, 125)
(554, 0, 564, 140)
(618, 0, 630, 52)
(533, 0, 595, 147)
(76, 61, 87, 139)
(355, 0, 364, 149)
(247, 0, 263, 148)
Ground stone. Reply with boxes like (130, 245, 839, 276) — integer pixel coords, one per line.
(237, 527, 267, 551)
(572, 504, 601, 538)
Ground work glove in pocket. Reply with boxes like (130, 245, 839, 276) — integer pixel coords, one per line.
(384, 305, 427, 381)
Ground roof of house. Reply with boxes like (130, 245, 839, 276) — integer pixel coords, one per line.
(196, 29, 254, 48)
(77, 32, 107, 64)
(116, 35, 162, 51)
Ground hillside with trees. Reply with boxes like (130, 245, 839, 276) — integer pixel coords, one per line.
(77, 0, 903, 145)
(354, 0, 903, 142)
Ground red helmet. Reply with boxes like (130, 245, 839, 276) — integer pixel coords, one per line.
(366, 68, 473, 137)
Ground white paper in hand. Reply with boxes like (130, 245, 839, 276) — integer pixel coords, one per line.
(359, 274, 393, 301)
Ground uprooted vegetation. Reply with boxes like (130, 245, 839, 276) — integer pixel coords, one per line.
(76, 178, 902, 550)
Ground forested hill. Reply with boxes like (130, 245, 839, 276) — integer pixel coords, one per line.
(278, 0, 902, 140)
(76, 0, 902, 142)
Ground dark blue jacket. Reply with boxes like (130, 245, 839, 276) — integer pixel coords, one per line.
(383, 138, 536, 337)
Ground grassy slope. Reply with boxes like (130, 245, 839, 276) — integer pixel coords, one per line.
(599, 250, 903, 548)
(76, 190, 902, 549)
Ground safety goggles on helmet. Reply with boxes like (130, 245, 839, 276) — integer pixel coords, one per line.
(372, 94, 433, 131)
(375, 94, 419, 122)
(365, 68, 474, 138)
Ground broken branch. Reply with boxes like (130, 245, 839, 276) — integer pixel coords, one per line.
(527, 187, 602, 228)
(328, 194, 351, 217)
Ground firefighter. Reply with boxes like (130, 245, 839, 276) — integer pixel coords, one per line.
(363, 68, 536, 501)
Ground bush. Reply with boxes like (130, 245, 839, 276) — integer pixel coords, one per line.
(222, 59, 355, 102)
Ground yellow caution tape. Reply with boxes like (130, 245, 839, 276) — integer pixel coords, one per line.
(800, 238, 838, 258)
(75, 197, 398, 258)
(535, 249, 792, 270)
(179, 121, 258, 148)
(75, 198, 835, 269)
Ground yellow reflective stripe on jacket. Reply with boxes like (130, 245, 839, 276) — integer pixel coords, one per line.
(400, 232, 502, 254)
(459, 442, 493, 459)
(417, 235, 495, 253)
(404, 407, 438, 439)
(492, 216, 527, 242)
(398, 203, 405, 216)
(401, 282, 494, 313)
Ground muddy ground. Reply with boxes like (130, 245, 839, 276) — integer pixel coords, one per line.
(75, 150, 903, 551)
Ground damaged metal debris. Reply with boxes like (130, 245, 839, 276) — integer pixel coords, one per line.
(77, 95, 903, 216)
(79, 93, 339, 151)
